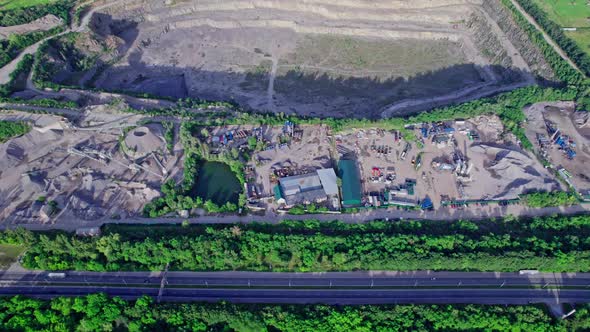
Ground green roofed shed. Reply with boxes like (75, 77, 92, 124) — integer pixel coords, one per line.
(274, 185, 283, 200)
(338, 159, 362, 207)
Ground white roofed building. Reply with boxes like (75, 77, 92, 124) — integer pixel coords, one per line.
(278, 168, 340, 208)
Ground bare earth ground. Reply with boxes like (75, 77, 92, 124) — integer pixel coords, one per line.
(524, 101, 590, 195)
(47, 0, 539, 118)
(337, 115, 560, 207)
(0, 108, 183, 227)
(0, 14, 62, 40)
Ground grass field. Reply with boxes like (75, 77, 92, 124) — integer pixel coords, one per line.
(566, 29, 590, 55)
(0, 244, 25, 268)
(531, 0, 590, 55)
(0, 0, 55, 11)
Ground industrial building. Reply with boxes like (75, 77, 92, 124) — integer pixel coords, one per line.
(275, 168, 340, 208)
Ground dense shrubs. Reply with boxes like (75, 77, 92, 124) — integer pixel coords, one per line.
(0, 0, 74, 26)
(0, 53, 33, 97)
(0, 26, 63, 69)
(0, 120, 30, 142)
(143, 123, 246, 217)
(11, 215, 590, 272)
(2, 295, 588, 331)
(521, 191, 580, 208)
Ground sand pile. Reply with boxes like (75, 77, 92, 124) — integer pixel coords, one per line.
(467, 143, 559, 199)
(124, 124, 166, 158)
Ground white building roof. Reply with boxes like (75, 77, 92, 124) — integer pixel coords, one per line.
(317, 168, 339, 195)
(279, 173, 322, 195)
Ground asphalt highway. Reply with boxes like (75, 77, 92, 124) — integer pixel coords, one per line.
(1, 271, 590, 304)
(2, 286, 590, 304)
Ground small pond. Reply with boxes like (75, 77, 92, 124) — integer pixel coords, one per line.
(194, 161, 241, 205)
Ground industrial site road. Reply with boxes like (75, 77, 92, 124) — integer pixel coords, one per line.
(1, 271, 590, 304)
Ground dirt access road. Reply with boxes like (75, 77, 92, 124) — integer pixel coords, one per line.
(508, 0, 584, 76)
(6, 202, 589, 231)
(0, 0, 130, 85)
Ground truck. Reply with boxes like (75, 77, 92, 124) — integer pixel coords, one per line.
(47, 272, 66, 278)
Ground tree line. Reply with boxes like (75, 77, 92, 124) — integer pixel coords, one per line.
(499, 0, 587, 86)
(499, 0, 590, 112)
(0, 294, 588, 331)
(4, 215, 590, 272)
(0, 26, 64, 69)
(0, 53, 33, 97)
(520, 191, 580, 208)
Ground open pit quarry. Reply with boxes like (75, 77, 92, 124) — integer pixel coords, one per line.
(37, 0, 554, 118)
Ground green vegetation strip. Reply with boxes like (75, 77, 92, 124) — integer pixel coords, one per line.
(520, 191, 580, 208)
(0, 53, 33, 97)
(1, 294, 589, 331)
(4, 214, 590, 272)
(0, 120, 30, 142)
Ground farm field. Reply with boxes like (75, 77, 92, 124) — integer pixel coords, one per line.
(531, 0, 590, 27)
(531, 0, 590, 55)
(566, 30, 590, 55)
(0, 0, 54, 11)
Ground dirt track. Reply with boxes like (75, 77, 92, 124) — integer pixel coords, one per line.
(508, 0, 584, 76)
(0, 14, 62, 40)
(0, 0, 128, 85)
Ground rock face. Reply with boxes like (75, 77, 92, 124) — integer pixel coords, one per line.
(44, 0, 535, 118)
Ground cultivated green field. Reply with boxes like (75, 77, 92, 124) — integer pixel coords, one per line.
(0, 0, 55, 11)
(532, 0, 590, 27)
(566, 29, 590, 55)
(0, 244, 25, 268)
(531, 0, 590, 54)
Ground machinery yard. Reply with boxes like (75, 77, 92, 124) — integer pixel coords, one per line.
(201, 123, 335, 211)
(202, 114, 563, 213)
(0, 108, 582, 226)
(0, 107, 183, 226)
(336, 115, 561, 209)
(525, 102, 590, 199)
